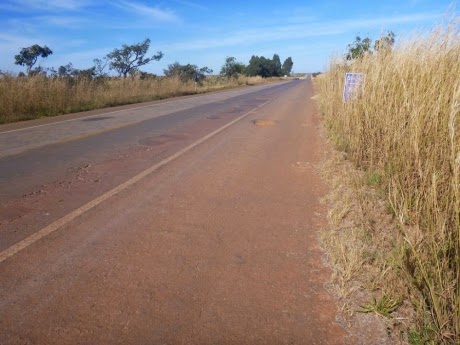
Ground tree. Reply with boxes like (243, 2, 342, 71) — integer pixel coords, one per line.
(246, 55, 273, 78)
(246, 56, 261, 77)
(374, 31, 395, 54)
(74, 67, 96, 79)
(246, 55, 279, 78)
(106, 38, 163, 78)
(138, 71, 157, 80)
(50, 62, 96, 79)
(93, 57, 108, 77)
(271, 54, 282, 77)
(56, 63, 74, 77)
(282, 57, 293, 76)
(164, 62, 194, 81)
(199, 66, 213, 75)
(28, 66, 47, 77)
(220, 56, 246, 78)
(164, 62, 212, 81)
(245, 54, 291, 78)
(345, 36, 372, 60)
(14, 44, 53, 74)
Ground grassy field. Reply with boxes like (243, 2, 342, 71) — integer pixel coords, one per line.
(0, 75, 279, 124)
(316, 24, 460, 344)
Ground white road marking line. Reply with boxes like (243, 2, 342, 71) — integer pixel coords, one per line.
(0, 89, 288, 264)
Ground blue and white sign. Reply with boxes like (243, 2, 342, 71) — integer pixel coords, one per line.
(343, 73, 364, 102)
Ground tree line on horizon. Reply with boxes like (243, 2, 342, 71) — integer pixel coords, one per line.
(7, 38, 294, 80)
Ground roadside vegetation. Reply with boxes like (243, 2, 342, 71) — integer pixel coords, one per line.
(0, 39, 293, 124)
(0, 74, 276, 124)
(316, 22, 460, 344)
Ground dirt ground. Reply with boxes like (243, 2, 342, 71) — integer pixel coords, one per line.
(0, 81, 387, 344)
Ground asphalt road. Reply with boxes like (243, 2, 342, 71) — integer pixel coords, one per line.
(0, 78, 351, 344)
(0, 82, 293, 200)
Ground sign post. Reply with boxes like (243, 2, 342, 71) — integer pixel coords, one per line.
(343, 73, 364, 102)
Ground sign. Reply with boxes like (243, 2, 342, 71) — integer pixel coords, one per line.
(343, 73, 364, 102)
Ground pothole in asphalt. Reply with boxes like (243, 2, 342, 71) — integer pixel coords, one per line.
(206, 115, 222, 120)
(139, 133, 188, 146)
(230, 108, 243, 114)
(82, 116, 115, 122)
(253, 120, 277, 127)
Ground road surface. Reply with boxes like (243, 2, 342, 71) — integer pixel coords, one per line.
(0, 79, 350, 344)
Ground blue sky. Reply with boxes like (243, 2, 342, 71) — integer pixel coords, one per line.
(0, 0, 454, 75)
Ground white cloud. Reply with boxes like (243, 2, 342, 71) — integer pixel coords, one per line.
(0, 0, 91, 11)
(0, 32, 46, 46)
(115, 1, 179, 22)
(171, 0, 208, 11)
(161, 11, 441, 52)
(35, 15, 89, 28)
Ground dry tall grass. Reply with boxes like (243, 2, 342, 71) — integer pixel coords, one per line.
(0, 74, 272, 124)
(317, 24, 460, 344)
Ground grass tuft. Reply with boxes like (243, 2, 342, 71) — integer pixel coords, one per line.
(357, 295, 400, 318)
